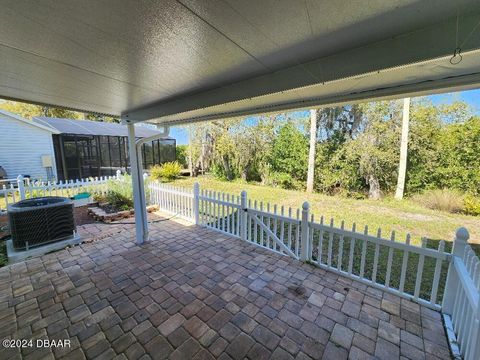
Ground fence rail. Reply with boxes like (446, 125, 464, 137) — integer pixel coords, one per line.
(1, 174, 116, 211)
(148, 182, 194, 220)
(307, 217, 450, 309)
(147, 181, 479, 359)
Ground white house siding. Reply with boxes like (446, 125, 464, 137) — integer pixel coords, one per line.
(0, 114, 57, 181)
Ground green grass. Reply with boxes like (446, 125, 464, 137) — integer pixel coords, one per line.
(170, 175, 480, 246)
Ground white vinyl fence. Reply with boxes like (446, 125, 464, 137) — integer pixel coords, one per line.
(149, 181, 479, 359)
(0, 173, 118, 211)
(442, 229, 480, 360)
(148, 182, 194, 220)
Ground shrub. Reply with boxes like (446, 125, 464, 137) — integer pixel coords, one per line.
(268, 123, 308, 183)
(176, 145, 188, 168)
(93, 175, 137, 211)
(464, 195, 480, 216)
(413, 189, 464, 213)
(93, 193, 107, 203)
(150, 162, 182, 181)
(262, 171, 304, 190)
(211, 163, 228, 181)
(106, 191, 132, 211)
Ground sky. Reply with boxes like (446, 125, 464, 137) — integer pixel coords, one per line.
(170, 88, 480, 145)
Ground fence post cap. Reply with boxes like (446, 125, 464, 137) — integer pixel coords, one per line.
(302, 201, 310, 210)
(240, 190, 247, 197)
(16, 174, 24, 180)
(455, 227, 470, 243)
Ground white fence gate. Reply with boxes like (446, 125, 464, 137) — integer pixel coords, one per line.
(149, 181, 479, 359)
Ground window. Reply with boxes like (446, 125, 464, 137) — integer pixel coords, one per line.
(144, 142, 154, 169)
(99, 136, 112, 176)
(109, 137, 121, 170)
(159, 139, 176, 163)
(63, 135, 81, 180)
(77, 136, 98, 178)
(152, 140, 159, 165)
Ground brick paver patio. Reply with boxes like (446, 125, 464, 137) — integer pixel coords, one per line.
(0, 213, 452, 359)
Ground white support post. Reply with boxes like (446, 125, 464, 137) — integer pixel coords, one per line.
(17, 175, 25, 200)
(127, 123, 148, 244)
(300, 201, 310, 261)
(442, 227, 469, 314)
(193, 182, 200, 225)
(116, 169, 122, 180)
(240, 190, 247, 241)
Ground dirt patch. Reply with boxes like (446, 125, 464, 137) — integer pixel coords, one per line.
(0, 212, 9, 239)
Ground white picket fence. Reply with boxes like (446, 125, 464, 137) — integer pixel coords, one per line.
(442, 229, 480, 360)
(148, 182, 194, 220)
(149, 181, 479, 359)
(0, 173, 119, 211)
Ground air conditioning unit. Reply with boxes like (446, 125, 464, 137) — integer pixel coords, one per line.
(8, 197, 76, 250)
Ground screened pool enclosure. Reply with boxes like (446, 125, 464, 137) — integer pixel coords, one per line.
(33, 117, 176, 181)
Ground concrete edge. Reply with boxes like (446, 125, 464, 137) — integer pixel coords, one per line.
(6, 233, 81, 264)
(442, 313, 462, 360)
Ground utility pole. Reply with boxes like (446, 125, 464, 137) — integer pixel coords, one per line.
(306, 109, 318, 193)
(395, 98, 411, 200)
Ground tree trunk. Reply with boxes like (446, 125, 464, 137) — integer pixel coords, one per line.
(306, 109, 318, 193)
(200, 142, 205, 175)
(241, 163, 250, 181)
(222, 155, 233, 181)
(188, 126, 194, 176)
(395, 98, 410, 200)
(368, 174, 381, 200)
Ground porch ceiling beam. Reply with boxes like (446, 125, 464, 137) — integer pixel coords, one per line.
(123, 11, 480, 123)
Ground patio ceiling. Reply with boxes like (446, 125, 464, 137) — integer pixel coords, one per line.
(0, 0, 480, 124)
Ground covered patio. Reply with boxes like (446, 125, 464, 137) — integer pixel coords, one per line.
(1, 1, 480, 359)
(0, 214, 450, 360)
(1, 1, 480, 245)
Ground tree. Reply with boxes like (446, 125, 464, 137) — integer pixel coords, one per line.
(0, 101, 44, 119)
(268, 122, 309, 189)
(306, 109, 318, 193)
(436, 116, 480, 195)
(187, 122, 215, 177)
(351, 101, 402, 199)
(316, 105, 363, 140)
(395, 98, 410, 200)
(404, 100, 442, 194)
(84, 113, 120, 123)
(231, 116, 275, 181)
(176, 145, 188, 168)
(0, 99, 119, 122)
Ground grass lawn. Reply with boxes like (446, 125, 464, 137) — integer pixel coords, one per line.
(170, 175, 480, 247)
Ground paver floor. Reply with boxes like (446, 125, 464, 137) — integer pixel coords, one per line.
(0, 213, 452, 359)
